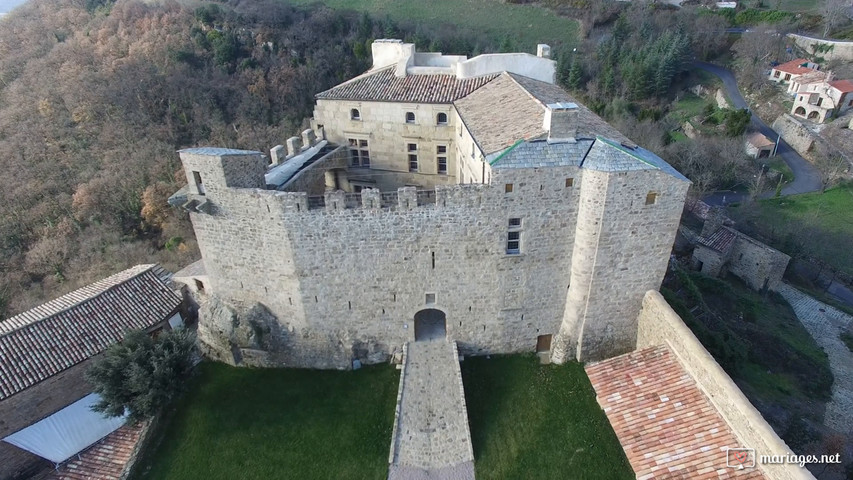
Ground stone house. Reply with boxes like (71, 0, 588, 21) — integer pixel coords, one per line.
(691, 210, 790, 291)
(0, 264, 182, 480)
(745, 132, 775, 159)
(790, 75, 853, 123)
(172, 39, 690, 369)
(768, 58, 819, 85)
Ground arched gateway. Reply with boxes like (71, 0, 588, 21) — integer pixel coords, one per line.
(413, 309, 446, 342)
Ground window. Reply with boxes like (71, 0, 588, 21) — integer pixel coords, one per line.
(192, 171, 205, 195)
(437, 112, 448, 125)
(507, 218, 522, 254)
(348, 138, 370, 167)
(350, 108, 361, 120)
(194, 279, 205, 292)
(471, 143, 475, 158)
(458, 126, 462, 138)
(505, 183, 513, 193)
(848, 99, 853, 106)
(408, 143, 418, 172)
(437, 145, 447, 174)
(774, 71, 780, 78)
(645, 192, 658, 205)
(817, 97, 823, 107)
(784, 74, 791, 81)
(405, 111, 415, 124)
(565, 177, 574, 188)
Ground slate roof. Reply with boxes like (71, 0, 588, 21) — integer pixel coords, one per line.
(586, 345, 766, 480)
(774, 59, 814, 75)
(0, 265, 180, 400)
(489, 138, 593, 169)
(315, 65, 499, 104)
(455, 73, 630, 156)
(698, 227, 738, 253)
(47, 422, 146, 480)
(580, 136, 690, 181)
(746, 132, 774, 149)
(178, 147, 261, 156)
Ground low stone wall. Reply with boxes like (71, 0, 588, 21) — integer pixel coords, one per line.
(636, 290, 814, 480)
(772, 114, 815, 156)
(789, 34, 853, 62)
(728, 234, 791, 291)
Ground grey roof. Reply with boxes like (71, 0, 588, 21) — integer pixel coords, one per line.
(581, 137, 690, 182)
(178, 147, 262, 156)
(698, 227, 737, 253)
(490, 139, 593, 169)
(173, 259, 206, 279)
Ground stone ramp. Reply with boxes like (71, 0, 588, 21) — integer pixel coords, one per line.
(388, 341, 474, 480)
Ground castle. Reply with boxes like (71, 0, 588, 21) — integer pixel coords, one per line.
(171, 39, 691, 369)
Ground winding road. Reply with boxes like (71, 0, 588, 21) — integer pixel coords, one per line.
(693, 61, 822, 205)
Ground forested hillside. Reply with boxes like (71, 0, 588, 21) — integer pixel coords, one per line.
(0, 0, 495, 318)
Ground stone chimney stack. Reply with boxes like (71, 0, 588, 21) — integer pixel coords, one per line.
(270, 145, 286, 166)
(286, 136, 301, 157)
(543, 102, 578, 143)
(371, 39, 416, 70)
(537, 44, 551, 59)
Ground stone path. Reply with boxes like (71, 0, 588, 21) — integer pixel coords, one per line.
(777, 284, 853, 434)
(388, 341, 475, 480)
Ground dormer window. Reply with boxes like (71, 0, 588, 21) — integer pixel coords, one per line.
(351, 108, 361, 121)
(437, 112, 448, 125)
(405, 112, 415, 124)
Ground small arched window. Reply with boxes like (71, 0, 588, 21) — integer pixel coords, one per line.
(351, 108, 361, 120)
(405, 111, 415, 124)
(437, 112, 448, 125)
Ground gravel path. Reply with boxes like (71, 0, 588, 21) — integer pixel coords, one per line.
(777, 284, 853, 434)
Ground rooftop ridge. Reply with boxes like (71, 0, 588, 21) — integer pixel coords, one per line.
(594, 136, 659, 170)
(488, 139, 525, 166)
(1, 264, 159, 335)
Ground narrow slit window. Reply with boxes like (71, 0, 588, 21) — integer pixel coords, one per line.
(192, 171, 205, 195)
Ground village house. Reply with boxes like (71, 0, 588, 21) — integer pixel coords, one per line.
(0, 264, 182, 480)
(768, 58, 819, 85)
(790, 74, 853, 123)
(745, 132, 776, 159)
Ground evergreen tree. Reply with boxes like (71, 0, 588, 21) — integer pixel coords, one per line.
(568, 57, 583, 91)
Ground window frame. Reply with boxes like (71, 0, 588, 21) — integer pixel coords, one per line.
(506, 217, 522, 255)
(405, 111, 416, 124)
(407, 143, 418, 172)
(350, 108, 361, 121)
(436, 145, 447, 174)
(436, 112, 448, 125)
(348, 138, 370, 167)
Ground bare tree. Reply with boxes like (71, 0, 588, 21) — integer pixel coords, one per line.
(820, 0, 852, 38)
(814, 151, 849, 192)
(732, 24, 792, 89)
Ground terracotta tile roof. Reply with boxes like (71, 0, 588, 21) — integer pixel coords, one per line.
(454, 73, 630, 155)
(0, 265, 180, 400)
(47, 422, 146, 480)
(315, 66, 498, 104)
(773, 59, 814, 75)
(829, 79, 853, 93)
(746, 132, 774, 149)
(698, 227, 737, 253)
(586, 345, 766, 479)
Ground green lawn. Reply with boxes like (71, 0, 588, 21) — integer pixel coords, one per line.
(131, 362, 398, 480)
(737, 183, 853, 276)
(282, 0, 579, 52)
(668, 92, 709, 124)
(461, 355, 633, 480)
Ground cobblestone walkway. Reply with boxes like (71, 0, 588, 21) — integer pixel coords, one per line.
(777, 284, 853, 434)
(388, 340, 475, 480)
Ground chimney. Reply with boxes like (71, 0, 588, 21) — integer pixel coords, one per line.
(537, 44, 551, 59)
(371, 39, 415, 71)
(270, 145, 286, 166)
(543, 102, 578, 143)
(301, 129, 317, 149)
(286, 136, 301, 157)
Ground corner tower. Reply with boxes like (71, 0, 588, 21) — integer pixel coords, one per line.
(551, 138, 690, 363)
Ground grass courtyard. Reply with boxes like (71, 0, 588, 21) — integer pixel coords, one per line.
(461, 355, 633, 480)
(132, 356, 632, 479)
(282, 0, 580, 52)
(131, 362, 399, 480)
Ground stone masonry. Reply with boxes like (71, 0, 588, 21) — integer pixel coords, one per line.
(388, 341, 474, 480)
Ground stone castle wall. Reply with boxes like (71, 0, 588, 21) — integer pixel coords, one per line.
(789, 34, 853, 63)
(636, 290, 813, 480)
(727, 234, 791, 291)
(184, 150, 687, 367)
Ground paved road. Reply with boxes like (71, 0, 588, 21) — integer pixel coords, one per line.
(693, 61, 822, 204)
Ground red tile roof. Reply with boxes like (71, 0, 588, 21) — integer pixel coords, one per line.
(698, 227, 737, 253)
(0, 265, 180, 400)
(829, 79, 853, 93)
(585, 345, 766, 479)
(315, 66, 499, 104)
(47, 422, 146, 480)
(773, 59, 814, 75)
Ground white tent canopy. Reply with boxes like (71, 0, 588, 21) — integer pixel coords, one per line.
(3, 393, 127, 464)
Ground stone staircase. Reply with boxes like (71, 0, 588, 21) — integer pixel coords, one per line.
(388, 340, 475, 480)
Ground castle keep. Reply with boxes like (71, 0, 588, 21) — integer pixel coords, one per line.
(173, 40, 691, 369)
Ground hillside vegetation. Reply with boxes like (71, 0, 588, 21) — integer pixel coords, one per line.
(0, 0, 504, 318)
